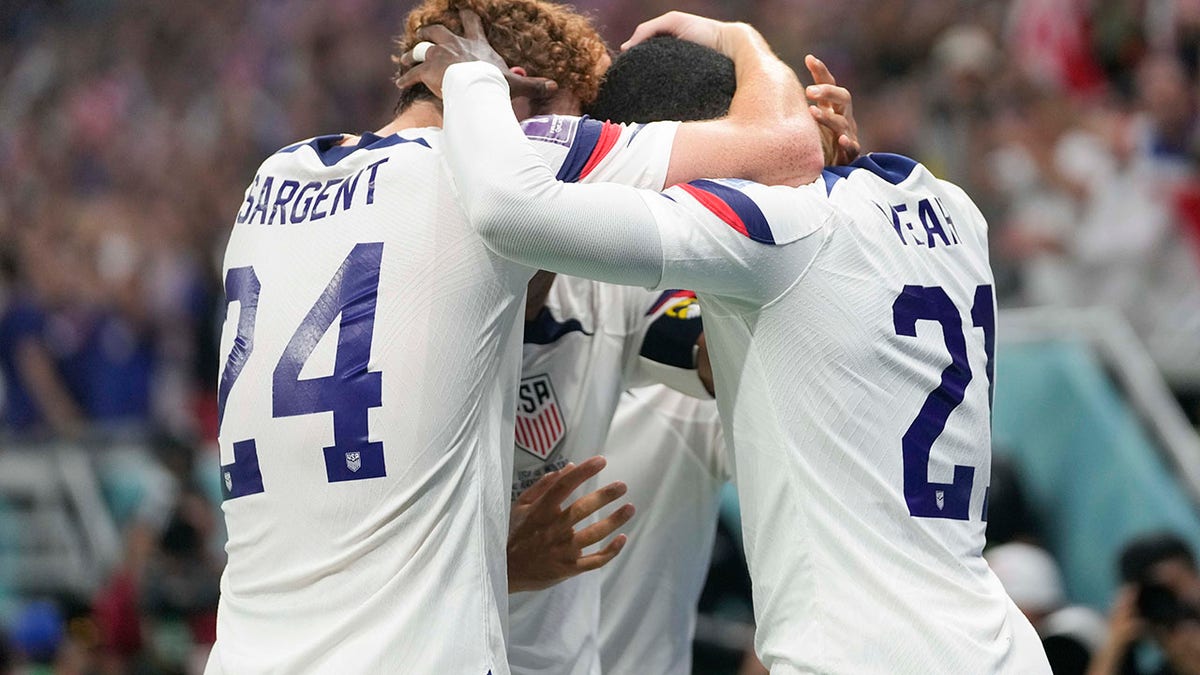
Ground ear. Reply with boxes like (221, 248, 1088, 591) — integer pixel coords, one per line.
(509, 66, 528, 77)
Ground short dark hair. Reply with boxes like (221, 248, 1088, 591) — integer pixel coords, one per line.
(1119, 531, 1197, 584)
(586, 37, 735, 124)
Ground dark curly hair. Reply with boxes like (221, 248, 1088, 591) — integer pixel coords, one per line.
(393, 0, 608, 112)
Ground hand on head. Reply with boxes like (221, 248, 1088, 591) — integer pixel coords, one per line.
(395, 9, 558, 101)
(804, 55, 860, 166)
(621, 11, 738, 55)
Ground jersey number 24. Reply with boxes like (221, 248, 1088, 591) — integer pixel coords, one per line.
(217, 243, 385, 499)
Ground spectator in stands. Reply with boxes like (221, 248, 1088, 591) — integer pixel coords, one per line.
(985, 453, 1043, 546)
(0, 238, 84, 440)
(1091, 532, 1200, 675)
(987, 542, 1108, 675)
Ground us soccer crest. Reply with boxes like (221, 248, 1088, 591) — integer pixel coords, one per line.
(515, 374, 565, 460)
(346, 451, 361, 473)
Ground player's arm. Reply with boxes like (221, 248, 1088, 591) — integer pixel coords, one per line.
(620, 12, 824, 187)
(438, 60, 835, 301)
(507, 457, 635, 593)
(399, 11, 825, 190)
(623, 288, 711, 399)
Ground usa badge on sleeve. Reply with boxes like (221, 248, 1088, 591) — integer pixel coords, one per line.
(515, 374, 566, 460)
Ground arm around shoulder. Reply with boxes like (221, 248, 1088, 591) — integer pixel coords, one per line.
(663, 21, 824, 187)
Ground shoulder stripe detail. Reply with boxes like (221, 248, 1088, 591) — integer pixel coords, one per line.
(555, 116, 605, 183)
(578, 121, 622, 180)
(820, 153, 921, 193)
(277, 133, 430, 167)
(679, 179, 775, 244)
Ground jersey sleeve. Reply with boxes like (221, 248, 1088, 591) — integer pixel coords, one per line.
(617, 287, 710, 399)
(641, 177, 837, 303)
(441, 61, 830, 296)
(521, 115, 678, 190)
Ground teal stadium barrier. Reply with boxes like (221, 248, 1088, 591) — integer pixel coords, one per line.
(994, 338, 1200, 610)
(0, 496, 15, 625)
(716, 310, 1200, 614)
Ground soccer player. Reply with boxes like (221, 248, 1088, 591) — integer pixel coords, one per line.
(588, 37, 858, 675)
(406, 10, 1054, 672)
(390, 5, 838, 675)
(210, 2, 822, 673)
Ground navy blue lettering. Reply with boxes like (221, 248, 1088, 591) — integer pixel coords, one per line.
(237, 175, 259, 224)
(891, 203, 916, 245)
(331, 173, 359, 215)
(518, 384, 537, 413)
(880, 202, 905, 244)
(269, 180, 300, 225)
(364, 158, 389, 205)
(918, 198, 951, 248)
(935, 197, 961, 244)
(311, 178, 342, 221)
(290, 181, 322, 224)
(250, 176, 273, 225)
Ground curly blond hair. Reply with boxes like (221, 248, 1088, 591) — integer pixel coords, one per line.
(393, 0, 608, 110)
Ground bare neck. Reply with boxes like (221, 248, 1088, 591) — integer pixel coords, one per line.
(377, 101, 444, 136)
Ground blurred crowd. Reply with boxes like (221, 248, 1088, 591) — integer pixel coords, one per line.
(0, 0, 1199, 673)
(3, 0, 1199, 440)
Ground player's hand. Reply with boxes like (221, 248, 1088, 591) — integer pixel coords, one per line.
(507, 456, 635, 593)
(805, 55, 860, 166)
(621, 11, 752, 59)
(395, 9, 558, 100)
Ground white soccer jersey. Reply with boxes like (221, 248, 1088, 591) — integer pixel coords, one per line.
(440, 63, 1049, 673)
(209, 116, 677, 675)
(506, 120, 694, 675)
(508, 278, 658, 675)
(641, 162, 1051, 673)
(597, 385, 728, 675)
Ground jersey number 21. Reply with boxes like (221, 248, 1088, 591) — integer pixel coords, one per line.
(892, 284, 995, 521)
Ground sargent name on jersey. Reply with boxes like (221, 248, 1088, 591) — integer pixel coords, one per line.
(235, 157, 390, 226)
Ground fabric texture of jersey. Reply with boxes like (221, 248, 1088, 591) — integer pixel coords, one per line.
(209, 115, 673, 675)
(646, 156, 1051, 674)
(439, 62, 1048, 673)
(508, 277, 659, 675)
(209, 128, 527, 675)
(597, 385, 728, 675)
(506, 117, 680, 675)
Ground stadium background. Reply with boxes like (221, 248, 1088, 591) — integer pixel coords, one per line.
(0, 0, 1198, 672)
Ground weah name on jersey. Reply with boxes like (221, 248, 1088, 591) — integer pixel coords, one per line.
(876, 196, 962, 249)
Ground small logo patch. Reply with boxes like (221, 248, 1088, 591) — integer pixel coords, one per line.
(666, 296, 701, 319)
(935, 490, 945, 511)
(224, 471, 233, 492)
(346, 452, 362, 473)
(519, 115, 579, 147)
(515, 374, 566, 460)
